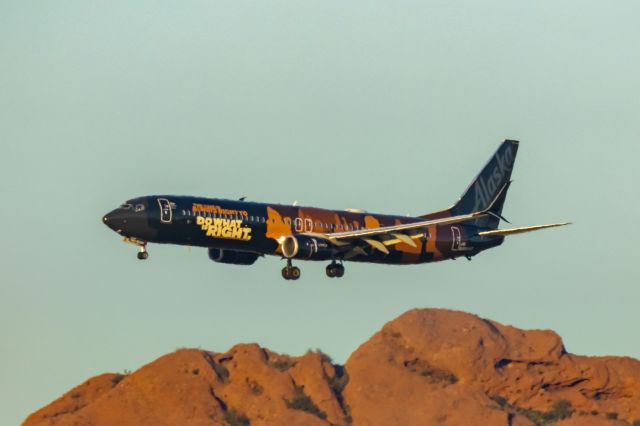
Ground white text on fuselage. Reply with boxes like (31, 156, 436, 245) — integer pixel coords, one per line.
(196, 216, 252, 241)
(473, 145, 515, 210)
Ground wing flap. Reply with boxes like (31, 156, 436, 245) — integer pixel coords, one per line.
(390, 233, 418, 247)
(363, 238, 390, 254)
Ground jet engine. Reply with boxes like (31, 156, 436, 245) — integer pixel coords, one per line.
(281, 235, 335, 260)
(208, 248, 260, 265)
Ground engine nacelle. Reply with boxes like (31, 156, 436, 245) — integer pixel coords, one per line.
(281, 235, 335, 260)
(208, 248, 259, 265)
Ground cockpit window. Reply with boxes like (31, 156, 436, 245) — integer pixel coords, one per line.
(135, 204, 145, 212)
(120, 203, 132, 210)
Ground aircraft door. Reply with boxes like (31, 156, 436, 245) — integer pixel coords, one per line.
(451, 226, 462, 251)
(158, 198, 172, 224)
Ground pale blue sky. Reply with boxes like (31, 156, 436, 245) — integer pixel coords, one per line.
(1, 1, 639, 424)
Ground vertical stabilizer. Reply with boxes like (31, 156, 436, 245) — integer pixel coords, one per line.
(451, 140, 519, 228)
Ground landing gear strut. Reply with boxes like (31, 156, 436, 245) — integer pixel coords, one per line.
(282, 259, 301, 280)
(124, 237, 149, 260)
(326, 261, 345, 278)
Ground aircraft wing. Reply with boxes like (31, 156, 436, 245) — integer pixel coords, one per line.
(301, 183, 509, 256)
(477, 223, 571, 237)
(305, 212, 484, 255)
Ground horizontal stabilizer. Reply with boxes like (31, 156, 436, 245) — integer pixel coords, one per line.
(478, 222, 571, 237)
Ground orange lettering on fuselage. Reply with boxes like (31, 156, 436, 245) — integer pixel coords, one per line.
(192, 203, 248, 218)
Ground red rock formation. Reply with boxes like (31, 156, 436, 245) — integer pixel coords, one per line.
(23, 309, 640, 426)
(344, 309, 640, 426)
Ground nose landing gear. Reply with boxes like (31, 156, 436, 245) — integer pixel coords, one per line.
(124, 237, 149, 260)
(326, 261, 345, 278)
(137, 247, 149, 260)
(282, 259, 301, 280)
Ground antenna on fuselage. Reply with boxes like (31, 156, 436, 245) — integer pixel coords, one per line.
(239, 196, 246, 201)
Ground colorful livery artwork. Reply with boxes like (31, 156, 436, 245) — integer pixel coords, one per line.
(103, 140, 569, 280)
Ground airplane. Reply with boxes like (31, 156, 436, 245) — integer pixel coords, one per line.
(103, 140, 569, 280)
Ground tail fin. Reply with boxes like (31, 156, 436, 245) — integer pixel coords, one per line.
(452, 139, 518, 213)
(423, 140, 519, 229)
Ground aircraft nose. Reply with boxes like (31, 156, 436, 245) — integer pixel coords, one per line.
(103, 209, 125, 233)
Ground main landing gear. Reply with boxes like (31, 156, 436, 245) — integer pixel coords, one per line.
(280, 260, 345, 280)
(124, 237, 149, 260)
(326, 261, 344, 278)
(282, 259, 301, 280)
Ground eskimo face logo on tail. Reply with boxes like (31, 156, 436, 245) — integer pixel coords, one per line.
(473, 146, 515, 211)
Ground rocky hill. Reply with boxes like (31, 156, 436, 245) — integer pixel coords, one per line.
(23, 309, 640, 426)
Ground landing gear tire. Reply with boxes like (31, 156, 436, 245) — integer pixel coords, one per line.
(282, 260, 300, 281)
(290, 266, 301, 280)
(326, 262, 344, 278)
(326, 264, 335, 278)
(137, 250, 149, 260)
(282, 267, 290, 280)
